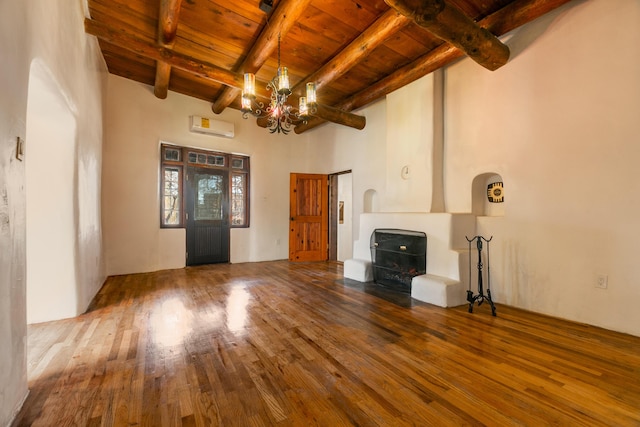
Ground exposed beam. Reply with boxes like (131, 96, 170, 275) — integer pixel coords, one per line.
(211, 0, 313, 114)
(341, 43, 459, 113)
(158, 0, 182, 45)
(295, 0, 573, 134)
(294, 43, 459, 134)
(154, 0, 183, 99)
(291, 9, 411, 95)
(85, 18, 245, 89)
(310, 104, 366, 130)
(384, 0, 510, 71)
(154, 62, 172, 99)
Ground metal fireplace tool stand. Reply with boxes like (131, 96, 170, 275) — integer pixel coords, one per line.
(466, 235, 496, 316)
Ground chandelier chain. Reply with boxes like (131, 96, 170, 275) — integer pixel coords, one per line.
(277, 33, 281, 70)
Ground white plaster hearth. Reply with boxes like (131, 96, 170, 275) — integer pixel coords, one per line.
(344, 213, 474, 307)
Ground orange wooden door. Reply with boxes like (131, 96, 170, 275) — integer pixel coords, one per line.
(289, 173, 329, 262)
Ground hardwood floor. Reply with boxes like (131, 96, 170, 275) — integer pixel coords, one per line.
(13, 261, 640, 426)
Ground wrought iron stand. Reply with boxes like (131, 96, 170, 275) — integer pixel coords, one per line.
(466, 235, 496, 316)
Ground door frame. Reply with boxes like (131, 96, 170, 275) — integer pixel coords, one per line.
(328, 170, 352, 261)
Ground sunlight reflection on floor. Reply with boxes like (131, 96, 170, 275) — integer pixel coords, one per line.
(150, 297, 193, 347)
(226, 286, 250, 334)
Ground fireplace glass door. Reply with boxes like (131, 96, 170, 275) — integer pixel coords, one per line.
(370, 229, 427, 293)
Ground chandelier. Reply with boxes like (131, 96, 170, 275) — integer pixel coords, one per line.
(241, 34, 317, 134)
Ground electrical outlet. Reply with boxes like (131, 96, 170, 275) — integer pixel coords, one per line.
(596, 274, 608, 289)
(275, 238, 281, 246)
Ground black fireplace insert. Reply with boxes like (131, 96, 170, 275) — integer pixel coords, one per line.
(370, 229, 427, 293)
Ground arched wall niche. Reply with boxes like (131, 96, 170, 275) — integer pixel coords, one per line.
(26, 59, 79, 323)
(472, 173, 504, 217)
(363, 189, 379, 213)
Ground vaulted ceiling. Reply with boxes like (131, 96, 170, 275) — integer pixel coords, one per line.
(85, 0, 572, 133)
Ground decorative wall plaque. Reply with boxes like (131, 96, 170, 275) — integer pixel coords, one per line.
(487, 182, 504, 203)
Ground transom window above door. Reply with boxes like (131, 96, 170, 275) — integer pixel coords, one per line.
(160, 144, 250, 228)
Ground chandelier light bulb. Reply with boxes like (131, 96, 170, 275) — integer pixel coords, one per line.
(306, 82, 316, 104)
(299, 97, 308, 116)
(278, 67, 290, 94)
(241, 95, 252, 111)
(243, 73, 256, 97)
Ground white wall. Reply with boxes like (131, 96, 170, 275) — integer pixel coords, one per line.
(102, 75, 308, 275)
(26, 62, 79, 323)
(384, 75, 434, 212)
(0, 1, 29, 423)
(444, 0, 640, 335)
(0, 0, 107, 424)
(337, 173, 353, 261)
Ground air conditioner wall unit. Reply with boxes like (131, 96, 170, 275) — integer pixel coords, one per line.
(189, 116, 234, 138)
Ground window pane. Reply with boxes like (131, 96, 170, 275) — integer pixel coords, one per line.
(195, 174, 223, 220)
(231, 173, 246, 226)
(163, 167, 181, 225)
(164, 147, 180, 161)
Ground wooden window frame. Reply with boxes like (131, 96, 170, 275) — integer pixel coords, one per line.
(160, 144, 250, 228)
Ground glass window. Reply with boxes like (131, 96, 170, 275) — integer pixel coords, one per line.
(231, 173, 247, 226)
(195, 173, 224, 220)
(164, 147, 181, 161)
(162, 166, 182, 226)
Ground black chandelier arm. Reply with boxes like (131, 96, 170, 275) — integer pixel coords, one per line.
(267, 114, 294, 134)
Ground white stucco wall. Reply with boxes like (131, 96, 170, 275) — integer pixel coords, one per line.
(102, 75, 306, 275)
(444, 0, 640, 335)
(0, 0, 107, 424)
(26, 62, 79, 324)
(384, 75, 434, 212)
(0, 1, 29, 423)
(337, 173, 353, 262)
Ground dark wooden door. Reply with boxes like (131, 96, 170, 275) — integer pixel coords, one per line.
(186, 167, 229, 265)
(289, 173, 328, 262)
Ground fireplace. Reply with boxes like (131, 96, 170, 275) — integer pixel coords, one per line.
(370, 229, 427, 293)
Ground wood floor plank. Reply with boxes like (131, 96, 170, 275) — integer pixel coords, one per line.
(12, 260, 640, 426)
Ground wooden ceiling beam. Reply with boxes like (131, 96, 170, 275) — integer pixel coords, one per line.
(294, 42, 459, 134)
(251, 8, 409, 132)
(211, 0, 313, 114)
(249, 8, 410, 132)
(310, 104, 366, 130)
(384, 0, 510, 71)
(291, 9, 411, 95)
(295, 0, 573, 134)
(85, 18, 245, 89)
(154, 0, 183, 99)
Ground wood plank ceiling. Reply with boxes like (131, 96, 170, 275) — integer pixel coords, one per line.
(85, 0, 573, 134)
